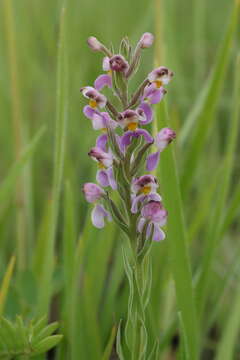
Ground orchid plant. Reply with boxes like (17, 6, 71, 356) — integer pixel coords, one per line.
(81, 33, 176, 359)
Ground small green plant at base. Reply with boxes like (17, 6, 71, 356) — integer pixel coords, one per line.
(0, 316, 62, 359)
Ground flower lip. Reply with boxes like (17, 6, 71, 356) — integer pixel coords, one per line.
(82, 182, 105, 203)
(109, 54, 129, 72)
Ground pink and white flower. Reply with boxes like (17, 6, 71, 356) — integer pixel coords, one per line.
(82, 183, 111, 228)
(83, 106, 118, 131)
(109, 54, 129, 73)
(131, 175, 161, 213)
(88, 147, 117, 189)
(80, 86, 107, 108)
(137, 200, 167, 241)
(118, 109, 147, 130)
(148, 66, 174, 87)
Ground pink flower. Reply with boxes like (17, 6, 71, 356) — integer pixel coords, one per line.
(82, 183, 105, 203)
(118, 109, 146, 130)
(83, 183, 112, 228)
(131, 175, 160, 213)
(137, 201, 167, 241)
(131, 175, 158, 194)
(88, 147, 113, 168)
(148, 66, 174, 87)
(88, 147, 117, 189)
(83, 106, 118, 131)
(80, 86, 107, 108)
(109, 55, 129, 73)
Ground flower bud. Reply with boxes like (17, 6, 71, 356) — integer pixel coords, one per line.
(109, 55, 129, 72)
(87, 36, 102, 51)
(139, 32, 154, 48)
(82, 183, 105, 203)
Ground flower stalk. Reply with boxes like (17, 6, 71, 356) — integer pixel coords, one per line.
(81, 33, 176, 358)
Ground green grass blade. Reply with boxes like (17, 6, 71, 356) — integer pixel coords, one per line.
(36, 3, 68, 315)
(196, 53, 240, 318)
(0, 126, 46, 209)
(57, 181, 77, 359)
(102, 325, 116, 360)
(180, 1, 239, 195)
(215, 281, 240, 360)
(0, 256, 16, 316)
(221, 182, 240, 234)
(157, 102, 198, 360)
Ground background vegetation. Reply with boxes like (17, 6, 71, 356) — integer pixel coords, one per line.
(0, 0, 239, 358)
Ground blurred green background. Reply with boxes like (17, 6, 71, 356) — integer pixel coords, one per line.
(0, 0, 240, 359)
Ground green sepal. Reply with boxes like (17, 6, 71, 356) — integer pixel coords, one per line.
(130, 141, 153, 177)
(107, 127, 123, 161)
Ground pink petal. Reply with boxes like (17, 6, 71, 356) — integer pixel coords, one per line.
(139, 102, 153, 124)
(91, 204, 108, 228)
(106, 167, 117, 190)
(96, 170, 110, 187)
(137, 217, 146, 233)
(94, 74, 112, 91)
(103, 57, 110, 71)
(96, 134, 108, 151)
(146, 151, 160, 171)
(152, 224, 165, 241)
(131, 194, 145, 214)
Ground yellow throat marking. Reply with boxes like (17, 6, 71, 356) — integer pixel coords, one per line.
(140, 186, 151, 195)
(89, 99, 97, 108)
(127, 122, 138, 131)
(154, 80, 163, 88)
(98, 162, 106, 169)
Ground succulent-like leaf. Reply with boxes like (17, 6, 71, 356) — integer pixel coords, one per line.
(32, 335, 63, 356)
(0, 316, 62, 359)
